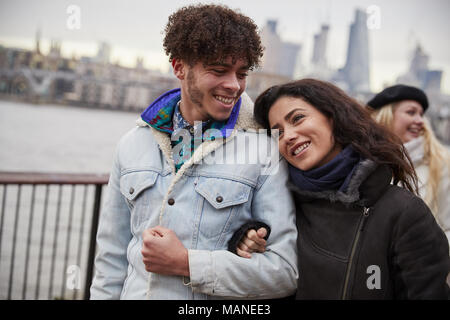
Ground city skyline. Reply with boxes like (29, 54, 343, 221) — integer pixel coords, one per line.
(0, 0, 449, 94)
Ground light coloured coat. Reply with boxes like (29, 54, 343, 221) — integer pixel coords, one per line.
(405, 136, 450, 244)
(90, 92, 299, 299)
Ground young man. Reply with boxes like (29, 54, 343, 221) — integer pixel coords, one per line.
(90, 4, 298, 300)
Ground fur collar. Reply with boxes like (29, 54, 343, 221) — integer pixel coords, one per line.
(288, 159, 392, 207)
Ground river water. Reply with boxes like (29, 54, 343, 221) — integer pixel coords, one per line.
(0, 100, 140, 174)
(0, 100, 141, 300)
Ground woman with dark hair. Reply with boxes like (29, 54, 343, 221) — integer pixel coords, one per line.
(230, 79, 449, 299)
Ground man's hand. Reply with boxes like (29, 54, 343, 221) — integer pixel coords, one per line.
(141, 226, 189, 277)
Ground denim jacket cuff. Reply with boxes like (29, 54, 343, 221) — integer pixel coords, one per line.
(188, 249, 215, 295)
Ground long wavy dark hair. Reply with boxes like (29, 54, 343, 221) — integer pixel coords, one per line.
(254, 78, 418, 194)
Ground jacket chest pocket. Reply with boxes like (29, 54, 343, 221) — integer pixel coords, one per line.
(194, 176, 252, 238)
(120, 170, 159, 230)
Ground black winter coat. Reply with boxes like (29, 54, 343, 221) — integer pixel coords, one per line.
(231, 159, 450, 299)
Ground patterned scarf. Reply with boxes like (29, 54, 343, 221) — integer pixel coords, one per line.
(140, 88, 242, 171)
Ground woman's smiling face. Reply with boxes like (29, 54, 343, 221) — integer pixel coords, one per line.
(268, 96, 342, 171)
(392, 100, 424, 143)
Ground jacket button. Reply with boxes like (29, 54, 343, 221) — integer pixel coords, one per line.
(216, 196, 223, 203)
(168, 198, 175, 205)
(129, 187, 134, 194)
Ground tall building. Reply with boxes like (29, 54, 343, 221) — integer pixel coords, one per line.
(397, 44, 442, 92)
(340, 9, 370, 93)
(307, 24, 334, 80)
(311, 24, 329, 69)
(95, 42, 111, 65)
(396, 44, 445, 118)
(35, 28, 41, 55)
(259, 20, 301, 78)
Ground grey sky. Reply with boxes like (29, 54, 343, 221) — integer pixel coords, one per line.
(0, 0, 449, 93)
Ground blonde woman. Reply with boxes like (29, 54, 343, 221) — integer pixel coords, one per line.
(368, 84, 450, 244)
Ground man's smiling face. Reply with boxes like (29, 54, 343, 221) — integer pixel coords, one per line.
(177, 56, 249, 123)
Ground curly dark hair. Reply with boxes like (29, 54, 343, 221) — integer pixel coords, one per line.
(254, 78, 419, 194)
(163, 4, 264, 70)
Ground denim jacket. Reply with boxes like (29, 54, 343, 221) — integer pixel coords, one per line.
(90, 91, 298, 300)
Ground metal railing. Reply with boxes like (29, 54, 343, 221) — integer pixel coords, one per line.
(0, 172, 109, 300)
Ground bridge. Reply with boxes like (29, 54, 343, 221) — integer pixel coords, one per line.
(0, 67, 178, 111)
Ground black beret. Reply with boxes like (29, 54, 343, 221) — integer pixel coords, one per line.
(367, 84, 428, 112)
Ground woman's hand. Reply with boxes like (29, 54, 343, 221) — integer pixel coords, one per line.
(236, 227, 268, 258)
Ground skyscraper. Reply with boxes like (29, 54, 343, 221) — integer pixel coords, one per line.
(312, 24, 329, 69)
(341, 9, 370, 93)
(260, 20, 301, 78)
(35, 28, 41, 55)
(397, 44, 442, 92)
(96, 42, 111, 65)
